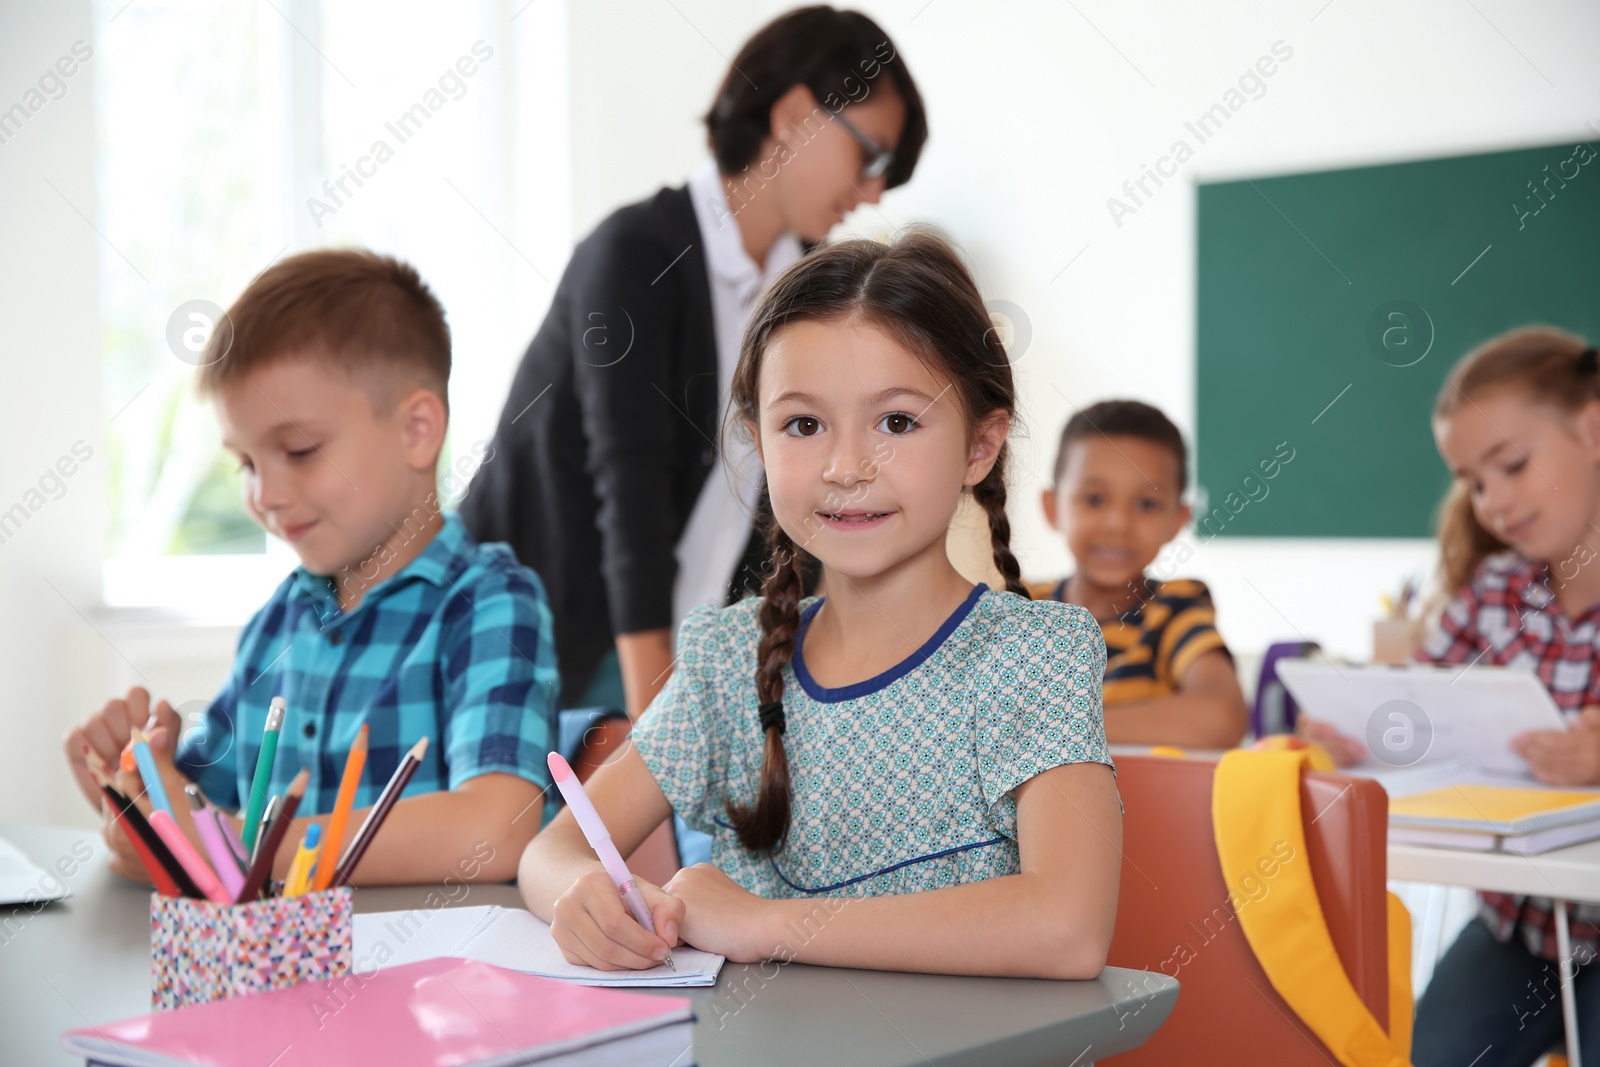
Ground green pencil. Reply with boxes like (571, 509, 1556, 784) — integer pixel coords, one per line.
(240, 696, 286, 852)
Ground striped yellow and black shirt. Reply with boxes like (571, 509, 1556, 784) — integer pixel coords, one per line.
(1025, 577, 1230, 706)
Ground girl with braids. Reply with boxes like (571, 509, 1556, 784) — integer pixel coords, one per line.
(1304, 326, 1600, 1066)
(520, 231, 1120, 979)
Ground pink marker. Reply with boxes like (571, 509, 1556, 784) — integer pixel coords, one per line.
(148, 809, 233, 905)
(185, 786, 245, 899)
(547, 752, 675, 970)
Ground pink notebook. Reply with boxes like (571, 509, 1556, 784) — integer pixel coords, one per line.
(62, 958, 695, 1067)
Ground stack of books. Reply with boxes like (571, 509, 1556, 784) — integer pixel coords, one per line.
(1389, 784, 1600, 855)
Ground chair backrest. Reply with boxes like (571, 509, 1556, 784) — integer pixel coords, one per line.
(1104, 754, 1390, 1065)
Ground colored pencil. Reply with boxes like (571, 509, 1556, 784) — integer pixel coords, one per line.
(241, 697, 286, 852)
(235, 769, 308, 904)
(127, 726, 174, 820)
(148, 810, 232, 904)
(85, 748, 187, 897)
(328, 737, 427, 889)
(313, 724, 367, 891)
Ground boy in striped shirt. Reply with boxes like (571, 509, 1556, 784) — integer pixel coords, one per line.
(1028, 400, 1248, 748)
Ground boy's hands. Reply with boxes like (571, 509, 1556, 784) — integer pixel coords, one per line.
(65, 688, 200, 883)
(64, 687, 184, 811)
(550, 868, 684, 971)
(1513, 706, 1600, 786)
(99, 792, 154, 883)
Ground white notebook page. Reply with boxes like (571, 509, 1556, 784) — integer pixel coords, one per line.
(354, 905, 724, 987)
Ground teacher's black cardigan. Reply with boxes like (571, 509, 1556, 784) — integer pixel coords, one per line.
(460, 186, 772, 708)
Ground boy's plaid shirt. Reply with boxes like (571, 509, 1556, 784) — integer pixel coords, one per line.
(177, 514, 559, 821)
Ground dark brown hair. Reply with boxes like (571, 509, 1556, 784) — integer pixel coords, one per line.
(196, 248, 451, 408)
(1433, 325, 1595, 594)
(1051, 399, 1188, 494)
(724, 231, 1023, 853)
(705, 6, 927, 189)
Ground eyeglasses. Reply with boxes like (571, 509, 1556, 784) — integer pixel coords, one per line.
(832, 109, 893, 182)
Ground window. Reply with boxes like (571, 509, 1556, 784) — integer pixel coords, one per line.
(96, 0, 568, 613)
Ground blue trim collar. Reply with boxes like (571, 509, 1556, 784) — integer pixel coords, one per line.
(792, 583, 986, 703)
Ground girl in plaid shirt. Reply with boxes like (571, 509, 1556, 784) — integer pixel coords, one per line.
(1360, 327, 1600, 1066)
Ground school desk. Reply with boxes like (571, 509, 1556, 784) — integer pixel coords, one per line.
(1390, 836, 1600, 1067)
(0, 822, 1177, 1066)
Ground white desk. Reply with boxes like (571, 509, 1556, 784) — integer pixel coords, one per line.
(1389, 837, 1600, 900)
(1389, 833, 1600, 1065)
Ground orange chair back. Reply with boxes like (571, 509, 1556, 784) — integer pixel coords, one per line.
(1105, 754, 1390, 1065)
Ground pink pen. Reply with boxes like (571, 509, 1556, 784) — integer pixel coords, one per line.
(148, 810, 233, 905)
(185, 786, 245, 899)
(547, 752, 675, 970)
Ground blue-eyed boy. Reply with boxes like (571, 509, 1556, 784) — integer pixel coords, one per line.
(65, 249, 559, 886)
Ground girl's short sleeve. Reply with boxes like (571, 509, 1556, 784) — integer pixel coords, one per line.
(977, 602, 1111, 834)
(629, 604, 725, 834)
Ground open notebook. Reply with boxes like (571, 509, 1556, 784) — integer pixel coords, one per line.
(354, 905, 724, 988)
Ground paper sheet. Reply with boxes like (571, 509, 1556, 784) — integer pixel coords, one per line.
(1277, 661, 1567, 776)
(354, 905, 724, 987)
(0, 837, 70, 906)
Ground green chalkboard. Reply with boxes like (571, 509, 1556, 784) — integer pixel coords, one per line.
(1196, 140, 1600, 538)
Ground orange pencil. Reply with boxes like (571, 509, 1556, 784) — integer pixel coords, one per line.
(313, 724, 368, 891)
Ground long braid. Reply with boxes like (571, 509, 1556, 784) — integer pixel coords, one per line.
(725, 500, 804, 851)
(972, 444, 1029, 599)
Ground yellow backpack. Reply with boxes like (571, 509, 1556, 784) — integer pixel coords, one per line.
(1212, 749, 1413, 1067)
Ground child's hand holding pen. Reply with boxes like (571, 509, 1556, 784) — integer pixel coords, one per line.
(546, 751, 684, 971)
(550, 868, 684, 971)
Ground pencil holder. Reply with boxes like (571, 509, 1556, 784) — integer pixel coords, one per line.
(150, 888, 352, 1010)
(1372, 618, 1422, 665)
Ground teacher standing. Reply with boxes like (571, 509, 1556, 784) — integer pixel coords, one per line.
(462, 6, 927, 717)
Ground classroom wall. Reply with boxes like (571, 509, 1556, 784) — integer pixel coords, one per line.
(566, 0, 1599, 659)
(5, 0, 1598, 826)
(0, 0, 107, 826)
